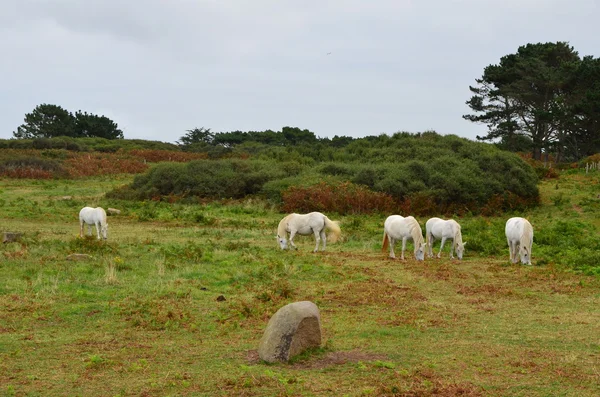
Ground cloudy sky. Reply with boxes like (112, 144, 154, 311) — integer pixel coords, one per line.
(1, 0, 598, 143)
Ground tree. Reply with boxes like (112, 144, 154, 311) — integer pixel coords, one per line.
(13, 104, 75, 139)
(14, 104, 125, 140)
(74, 111, 124, 139)
(464, 42, 581, 160)
(565, 56, 600, 158)
(281, 126, 317, 145)
(178, 127, 215, 146)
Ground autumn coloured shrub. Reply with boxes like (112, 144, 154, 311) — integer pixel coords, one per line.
(282, 182, 396, 215)
(518, 153, 560, 179)
(0, 168, 55, 179)
(0, 156, 65, 179)
(64, 152, 148, 177)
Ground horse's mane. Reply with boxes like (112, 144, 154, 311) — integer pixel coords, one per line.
(452, 221, 463, 247)
(93, 207, 108, 226)
(277, 214, 294, 237)
(520, 220, 533, 248)
(406, 217, 424, 250)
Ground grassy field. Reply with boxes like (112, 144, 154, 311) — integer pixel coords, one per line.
(1, 171, 599, 396)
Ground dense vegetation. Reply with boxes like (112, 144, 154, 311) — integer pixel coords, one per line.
(107, 131, 540, 215)
(0, 131, 544, 215)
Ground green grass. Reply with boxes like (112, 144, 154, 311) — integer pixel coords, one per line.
(1, 171, 600, 396)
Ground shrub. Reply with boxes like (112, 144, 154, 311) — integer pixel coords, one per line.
(114, 159, 290, 201)
(0, 156, 65, 179)
(128, 149, 208, 163)
(282, 181, 396, 215)
(64, 152, 148, 177)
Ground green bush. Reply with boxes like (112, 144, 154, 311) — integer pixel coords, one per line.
(116, 159, 292, 201)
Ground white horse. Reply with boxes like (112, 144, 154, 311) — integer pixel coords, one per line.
(277, 212, 341, 252)
(425, 217, 466, 260)
(505, 217, 533, 265)
(79, 207, 108, 240)
(382, 215, 426, 260)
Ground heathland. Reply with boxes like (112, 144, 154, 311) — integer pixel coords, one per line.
(1, 134, 599, 396)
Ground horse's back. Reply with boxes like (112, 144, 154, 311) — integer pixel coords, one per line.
(505, 217, 531, 240)
(285, 212, 326, 234)
(384, 215, 405, 231)
(79, 206, 106, 223)
(385, 215, 420, 238)
(79, 206, 93, 215)
(426, 217, 444, 235)
(426, 217, 442, 229)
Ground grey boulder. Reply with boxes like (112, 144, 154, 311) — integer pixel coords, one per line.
(258, 301, 322, 363)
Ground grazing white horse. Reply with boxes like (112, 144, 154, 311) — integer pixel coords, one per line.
(277, 212, 341, 252)
(382, 215, 426, 260)
(425, 217, 466, 260)
(79, 207, 108, 240)
(505, 217, 533, 265)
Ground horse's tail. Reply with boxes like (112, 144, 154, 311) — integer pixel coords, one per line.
(382, 231, 389, 252)
(324, 216, 341, 243)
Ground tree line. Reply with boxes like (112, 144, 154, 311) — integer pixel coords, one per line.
(12, 41, 599, 162)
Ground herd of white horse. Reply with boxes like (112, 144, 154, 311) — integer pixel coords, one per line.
(277, 211, 533, 265)
(79, 206, 533, 265)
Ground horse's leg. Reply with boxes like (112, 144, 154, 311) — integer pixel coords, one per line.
(320, 230, 327, 252)
(427, 233, 434, 258)
(438, 237, 447, 258)
(449, 239, 455, 259)
(388, 236, 396, 259)
(510, 241, 518, 263)
(401, 237, 407, 260)
(80, 221, 84, 238)
(507, 238, 513, 262)
(313, 229, 321, 253)
(95, 221, 101, 240)
(289, 230, 298, 250)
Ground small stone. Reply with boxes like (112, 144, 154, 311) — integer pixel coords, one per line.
(216, 295, 226, 302)
(66, 254, 94, 261)
(107, 208, 121, 215)
(3, 232, 22, 243)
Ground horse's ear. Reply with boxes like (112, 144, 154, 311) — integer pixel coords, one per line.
(463, 241, 467, 246)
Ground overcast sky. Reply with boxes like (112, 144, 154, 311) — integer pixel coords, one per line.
(1, 0, 598, 143)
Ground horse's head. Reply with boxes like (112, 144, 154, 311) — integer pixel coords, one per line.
(276, 235, 287, 250)
(101, 223, 108, 240)
(519, 245, 531, 265)
(415, 242, 426, 261)
(456, 241, 466, 260)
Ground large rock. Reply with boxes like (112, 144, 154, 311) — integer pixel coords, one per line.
(258, 301, 322, 363)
